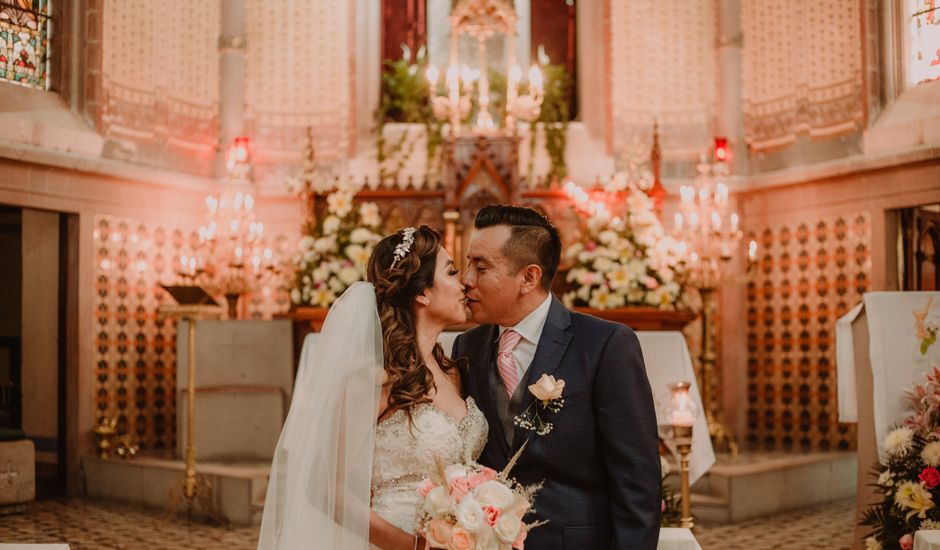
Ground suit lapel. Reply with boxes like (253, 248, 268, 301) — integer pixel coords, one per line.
(468, 324, 512, 459)
(513, 298, 573, 449)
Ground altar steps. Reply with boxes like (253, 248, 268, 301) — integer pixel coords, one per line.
(83, 455, 269, 525)
(667, 451, 857, 525)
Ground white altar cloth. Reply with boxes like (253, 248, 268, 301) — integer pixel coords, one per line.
(658, 528, 703, 550)
(835, 292, 940, 461)
(915, 529, 940, 550)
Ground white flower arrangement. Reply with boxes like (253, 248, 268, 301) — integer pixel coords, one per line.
(562, 188, 686, 310)
(289, 189, 383, 308)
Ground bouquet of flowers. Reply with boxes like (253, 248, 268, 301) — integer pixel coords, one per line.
(416, 456, 543, 550)
(289, 188, 383, 308)
(562, 188, 685, 310)
(862, 366, 940, 550)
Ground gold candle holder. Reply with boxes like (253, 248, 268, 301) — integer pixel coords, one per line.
(92, 417, 118, 459)
(671, 423, 694, 530)
(666, 380, 698, 530)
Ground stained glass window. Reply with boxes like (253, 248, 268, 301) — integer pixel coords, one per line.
(0, 0, 51, 89)
(906, 0, 940, 87)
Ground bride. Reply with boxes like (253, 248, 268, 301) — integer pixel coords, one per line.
(258, 225, 489, 550)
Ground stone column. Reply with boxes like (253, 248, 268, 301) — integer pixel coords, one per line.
(215, 0, 247, 178)
(715, 0, 748, 441)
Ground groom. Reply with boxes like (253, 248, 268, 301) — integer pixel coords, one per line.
(453, 205, 661, 549)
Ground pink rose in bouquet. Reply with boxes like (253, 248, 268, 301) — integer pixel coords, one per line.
(416, 452, 543, 550)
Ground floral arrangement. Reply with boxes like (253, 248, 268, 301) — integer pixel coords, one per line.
(416, 457, 543, 550)
(562, 184, 686, 310)
(288, 188, 383, 308)
(862, 366, 940, 549)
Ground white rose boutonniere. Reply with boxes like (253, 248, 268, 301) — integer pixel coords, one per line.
(513, 374, 566, 436)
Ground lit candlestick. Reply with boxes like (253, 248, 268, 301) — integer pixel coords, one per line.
(680, 186, 694, 205)
(674, 213, 684, 232)
(206, 196, 218, 214)
(710, 211, 722, 231)
(715, 182, 729, 205)
(688, 212, 699, 230)
(244, 194, 254, 211)
(234, 247, 243, 266)
(730, 213, 740, 233)
(748, 239, 758, 261)
(528, 65, 543, 95)
(426, 64, 439, 86)
(234, 192, 244, 211)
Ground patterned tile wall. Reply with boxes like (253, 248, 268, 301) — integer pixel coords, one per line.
(745, 213, 871, 451)
(93, 215, 289, 451)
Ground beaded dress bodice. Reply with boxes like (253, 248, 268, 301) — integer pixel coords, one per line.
(371, 397, 488, 534)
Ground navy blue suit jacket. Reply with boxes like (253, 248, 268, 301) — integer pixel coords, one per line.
(453, 297, 661, 550)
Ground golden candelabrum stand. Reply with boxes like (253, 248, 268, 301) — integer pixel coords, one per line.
(667, 381, 698, 530)
(157, 295, 223, 516)
(672, 154, 756, 457)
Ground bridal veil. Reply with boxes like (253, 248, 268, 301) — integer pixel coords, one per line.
(258, 282, 383, 549)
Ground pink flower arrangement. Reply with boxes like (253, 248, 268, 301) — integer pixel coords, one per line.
(415, 458, 542, 550)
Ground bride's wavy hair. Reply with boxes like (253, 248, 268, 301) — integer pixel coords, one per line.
(367, 225, 463, 421)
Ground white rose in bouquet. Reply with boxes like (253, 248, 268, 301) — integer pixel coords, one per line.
(493, 513, 522, 544)
(456, 495, 486, 533)
(473, 480, 514, 509)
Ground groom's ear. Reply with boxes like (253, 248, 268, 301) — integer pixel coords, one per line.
(519, 264, 543, 294)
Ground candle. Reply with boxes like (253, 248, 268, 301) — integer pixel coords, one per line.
(426, 64, 439, 85)
(716, 182, 729, 205)
(680, 186, 694, 205)
(710, 211, 722, 231)
(748, 239, 758, 260)
(528, 65, 543, 94)
(674, 213, 684, 232)
(234, 247, 243, 265)
(671, 409, 695, 427)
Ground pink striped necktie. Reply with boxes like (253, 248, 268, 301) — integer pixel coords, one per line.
(497, 329, 523, 396)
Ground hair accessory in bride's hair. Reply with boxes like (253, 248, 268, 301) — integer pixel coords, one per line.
(390, 227, 417, 268)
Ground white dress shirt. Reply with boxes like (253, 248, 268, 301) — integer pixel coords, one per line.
(497, 293, 554, 382)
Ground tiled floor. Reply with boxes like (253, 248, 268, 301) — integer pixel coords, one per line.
(1, 497, 857, 549)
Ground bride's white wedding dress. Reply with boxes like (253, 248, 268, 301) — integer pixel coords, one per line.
(371, 397, 489, 534)
(259, 283, 488, 549)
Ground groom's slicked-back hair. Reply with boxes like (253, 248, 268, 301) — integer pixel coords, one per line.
(474, 204, 561, 291)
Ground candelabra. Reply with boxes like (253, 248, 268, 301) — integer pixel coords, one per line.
(671, 143, 753, 456)
(426, 0, 544, 136)
(185, 137, 278, 319)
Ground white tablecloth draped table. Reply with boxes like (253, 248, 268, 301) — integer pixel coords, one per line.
(658, 528, 703, 550)
(440, 329, 715, 484)
(915, 530, 940, 550)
